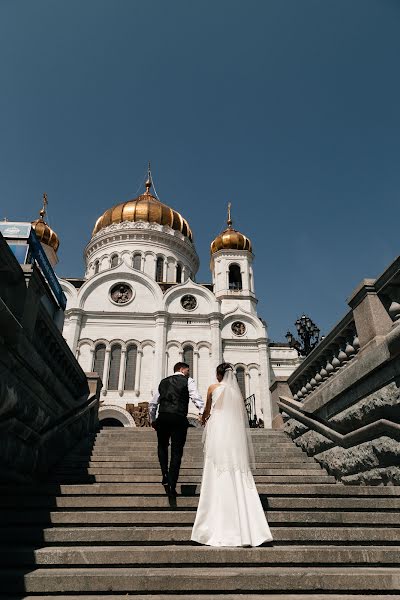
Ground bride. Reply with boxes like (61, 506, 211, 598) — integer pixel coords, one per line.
(191, 363, 273, 547)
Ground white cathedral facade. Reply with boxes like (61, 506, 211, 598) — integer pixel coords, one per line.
(31, 173, 300, 428)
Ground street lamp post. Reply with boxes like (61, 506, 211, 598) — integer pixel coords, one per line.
(286, 314, 321, 357)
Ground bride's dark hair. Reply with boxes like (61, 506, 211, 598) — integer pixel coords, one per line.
(216, 363, 233, 378)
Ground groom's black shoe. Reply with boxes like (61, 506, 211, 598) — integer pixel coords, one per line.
(168, 486, 178, 498)
(161, 473, 169, 486)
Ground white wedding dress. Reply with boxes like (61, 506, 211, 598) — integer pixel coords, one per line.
(191, 372, 273, 547)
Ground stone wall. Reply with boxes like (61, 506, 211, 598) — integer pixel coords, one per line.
(0, 233, 100, 482)
(278, 260, 400, 485)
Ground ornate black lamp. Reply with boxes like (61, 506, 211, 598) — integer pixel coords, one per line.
(286, 314, 321, 357)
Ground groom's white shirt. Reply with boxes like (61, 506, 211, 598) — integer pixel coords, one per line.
(149, 373, 204, 423)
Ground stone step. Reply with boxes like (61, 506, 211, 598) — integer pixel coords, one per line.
(1, 545, 400, 566)
(94, 441, 295, 448)
(6, 595, 400, 600)
(90, 447, 303, 455)
(3, 483, 399, 496)
(2, 566, 400, 593)
(1, 526, 399, 544)
(48, 474, 336, 484)
(87, 452, 315, 467)
(1, 495, 399, 510)
(55, 464, 323, 473)
(63, 457, 318, 465)
(0, 510, 397, 526)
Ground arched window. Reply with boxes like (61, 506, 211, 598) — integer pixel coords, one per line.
(176, 264, 182, 283)
(111, 254, 119, 268)
(124, 344, 137, 390)
(229, 264, 242, 291)
(182, 345, 194, 375)
(108, 344, 122, 390)
(93, 343, 106, 377)
(132, 253, 141, 270)
(94, 260, 99, 274)
(236, 366, 246, 399)
(156, 256, 164, 282)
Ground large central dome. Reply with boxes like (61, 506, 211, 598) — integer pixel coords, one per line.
(92, 176, 193, 241)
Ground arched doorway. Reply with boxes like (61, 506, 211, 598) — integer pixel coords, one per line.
(98, 405, 137, 428)
(100, 417, 124, 428)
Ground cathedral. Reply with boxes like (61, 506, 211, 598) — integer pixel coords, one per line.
(29, 170, 299, 427)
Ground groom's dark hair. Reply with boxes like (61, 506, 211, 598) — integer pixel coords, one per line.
(216, 363, 233, 378)
(174, 362, 190, 372)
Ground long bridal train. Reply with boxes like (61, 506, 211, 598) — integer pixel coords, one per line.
(191, 369, 273, 547)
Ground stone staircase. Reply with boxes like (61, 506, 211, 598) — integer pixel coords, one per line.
(1, 427, 400, 599)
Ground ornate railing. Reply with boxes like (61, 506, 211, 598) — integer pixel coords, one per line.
(287, 311, 360, 402)
(277, 254, 400, 485)
(245, 394, 263, 428)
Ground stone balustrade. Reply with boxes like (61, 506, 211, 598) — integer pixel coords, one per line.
(0, 233, 101, 482)
(277, 254, 400, 485)
(288, 311, 360, 402)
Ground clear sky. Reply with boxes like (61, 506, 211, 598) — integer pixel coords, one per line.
(1, 0, 400, 341)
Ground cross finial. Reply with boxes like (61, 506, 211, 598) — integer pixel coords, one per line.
(145, 161, 152, 193)
(39, 192, 48, 220)
(227, 202, 233, 228)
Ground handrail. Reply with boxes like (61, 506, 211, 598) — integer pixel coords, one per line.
(278, 395, 400, 448)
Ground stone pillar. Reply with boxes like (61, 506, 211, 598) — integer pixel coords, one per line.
(348, 279, 393, 352)
(269, 376, 292, 429)
(153, 314, 167, 391)
(68, 311, 83, 355)
(193, 349, 199, 382)
(245, 370, 251, 397)
(134, 348, 143, 397)
(118, 348, 126, 396)
(210, 317, 222, 377)
(257, 341, 272, 428)
(102, 348, 111, 396)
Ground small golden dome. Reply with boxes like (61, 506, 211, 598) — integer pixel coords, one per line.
(92, 172, 193, 241)
(31, 193, 60, 252)
(210, 203, 252, 254)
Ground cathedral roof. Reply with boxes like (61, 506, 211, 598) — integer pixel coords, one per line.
(31, 193, 60, 252)
(92, 170, 193, 242)
(210, 203, 252, 254)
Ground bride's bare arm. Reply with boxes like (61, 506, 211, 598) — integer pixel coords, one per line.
(201, 384, 217, 425)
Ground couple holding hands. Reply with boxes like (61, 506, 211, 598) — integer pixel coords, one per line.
(149, 361, 273, 547)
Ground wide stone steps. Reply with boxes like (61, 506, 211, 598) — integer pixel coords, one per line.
(2, 545, 400, 566)
(2, 495, 399, 509)
(49, 474, 336, 484)
(1, 428, 400, 598)
(2, 566, 400, 594)
(2, 509, 396, 525)
(2, 526, 399, 545)
(6, 596, 400, 600)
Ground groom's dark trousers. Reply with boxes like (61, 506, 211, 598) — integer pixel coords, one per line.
(156, 374, 190, 490)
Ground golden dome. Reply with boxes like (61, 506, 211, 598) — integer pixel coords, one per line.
(92, 174, 193, 241)
(211, 203, 252, 254)
(31, 193, 60, 252)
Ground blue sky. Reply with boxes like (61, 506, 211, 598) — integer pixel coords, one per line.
(1, 0, 400, 341)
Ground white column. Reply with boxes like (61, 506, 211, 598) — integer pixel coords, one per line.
(118, 348, 126, 397)
(258, 341, 272, 428)
(65, 311, 82, 354)
(153, 314, 167, 391)
(135, 348, 143, 397)
(245, 370, 251, 398)
(182, 265, 188, 282)
(163, 259, 168, 282)
(193, 349, 199, 382)
(102, 348, 111, 396)
(210, 318, 222, 369)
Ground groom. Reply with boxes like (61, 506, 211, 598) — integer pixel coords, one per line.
(149, 362, 204, 497)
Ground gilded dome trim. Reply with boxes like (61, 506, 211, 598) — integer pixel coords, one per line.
(210, 203, 252, 254)
(31, 193, 60, 252)
(92, 191, 193, 242)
